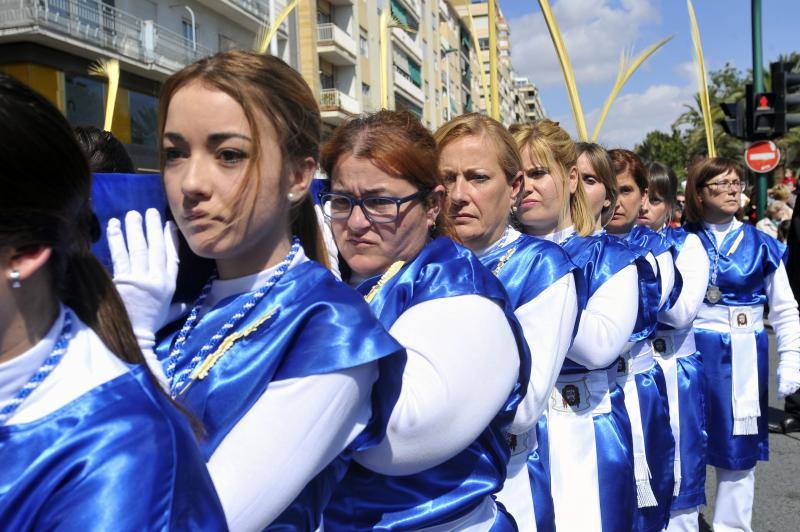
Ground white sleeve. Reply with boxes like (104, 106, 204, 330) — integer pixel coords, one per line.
(654, 250, 675, 310)
(314, 204, 341, 280)
(658, 234, 710, 329)
(354, 295, 520, 476)
(207, 364, 378, 531)
(569, 265, 639, 369)
(508, 274, 577, 435)
(766, 263, 800, 368)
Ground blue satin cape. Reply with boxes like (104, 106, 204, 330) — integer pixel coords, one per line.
(90, 172, 167, 272)
(156, 260, 404, 530)
(0, 366, 226, 531)
(324, 237, 530, 531)
(534, 233, 637, 532)
(688, 223, 786, 469)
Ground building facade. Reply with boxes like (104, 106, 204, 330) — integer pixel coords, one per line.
(514, 76, 546, 122)
(0, 0, 540, 166)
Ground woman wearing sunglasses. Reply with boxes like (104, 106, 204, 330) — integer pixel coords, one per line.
(607, 149, 676, 532)
(321, 110, 528, 530)
(638, 161, 710, 530)
(0, 75, 225, 529)
(511, 122, 638, 532)
(686, 157, 800, 531)
(432, 113, 582, 531)
(110, 51, 404, 530)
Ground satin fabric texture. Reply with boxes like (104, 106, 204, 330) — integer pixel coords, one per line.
(156, 260, 404, 529)
(689, 223, 785, 470)
(535, 232, 638, 531)
(0, 366, 226, 531)
(479, 230, 584, 532)
(324, 237, 530, 531)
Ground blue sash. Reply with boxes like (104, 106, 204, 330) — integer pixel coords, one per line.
(629, 225, 684, 313)
(325, 237, 530, 530)
(0, 367, 226, 531)
(615, 231, 662, 342)
(90, 172, 167, 272)
(559, 233, 639, 373)
(156, 261, 403, 529)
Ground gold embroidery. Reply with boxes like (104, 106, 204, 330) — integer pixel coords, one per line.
(177, 306, 281, 396)
(492, 247, 517, 276)
(364, 261, 405, 303)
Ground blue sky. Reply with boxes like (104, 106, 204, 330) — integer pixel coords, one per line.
(501, 0, 800, 148)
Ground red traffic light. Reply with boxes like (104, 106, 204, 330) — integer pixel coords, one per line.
(758, 95, 770, 108)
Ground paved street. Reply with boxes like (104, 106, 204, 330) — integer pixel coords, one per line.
(700, 325, 800, 531)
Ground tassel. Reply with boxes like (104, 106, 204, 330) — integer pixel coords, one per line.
(673, 458, 682, 497)
(634, 453, 658, 508)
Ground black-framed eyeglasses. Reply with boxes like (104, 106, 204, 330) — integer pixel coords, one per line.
(318, 189, 431, 224)
(704, 179, 745, 192)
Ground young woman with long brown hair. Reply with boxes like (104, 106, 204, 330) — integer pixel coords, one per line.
(0, 74, 225, 529)
(109, 51, 403, 530)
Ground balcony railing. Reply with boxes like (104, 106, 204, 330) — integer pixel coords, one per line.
(319, 88, 360, 116)
(316, 22, 357, 60)
(228, 0, 270, 19)
(0, 0, 212, 74)
(393, 65, 424, 104)
(391, 26, 422, 61)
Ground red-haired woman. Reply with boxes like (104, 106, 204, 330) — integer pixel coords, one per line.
(109, 51, 403, 530)
(320, 110, 529, 530)
(686, 157, 800, 531)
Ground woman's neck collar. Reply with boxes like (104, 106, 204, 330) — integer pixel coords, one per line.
(539, 225, 575, 244)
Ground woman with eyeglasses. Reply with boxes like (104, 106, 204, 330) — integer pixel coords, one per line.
(512, 123, 638, 532)
(433, 113, 582, 531)
(320, 110, 528, 530)
(686, 157, 800, 531)
(0, 75, 226, 529)
(638, 161, 710, 531)
(607, 149, 676, 532)
(109, 51, 404, 530)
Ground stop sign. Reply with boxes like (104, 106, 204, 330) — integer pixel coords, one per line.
(744, 140, 781, 173)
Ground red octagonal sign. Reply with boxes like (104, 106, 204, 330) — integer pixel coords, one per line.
(744, 140, 781, 173)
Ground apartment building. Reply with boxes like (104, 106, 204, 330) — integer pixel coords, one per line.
(514, 76, 546, 122)
(0, 0, 295, 168)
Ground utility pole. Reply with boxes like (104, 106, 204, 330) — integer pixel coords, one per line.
(752, 0, 766, 220)
(488, 0, 500, 120)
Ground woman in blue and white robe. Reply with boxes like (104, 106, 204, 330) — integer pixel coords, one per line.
(685, 157, 800, 532)
(511, 123, 638, 532)
(322, 110, 529, 530)
(435, 114, 583, 532)
(0, 73, 225, 530)
(110, 52, 405, 530)
(639, 161, 710, 531)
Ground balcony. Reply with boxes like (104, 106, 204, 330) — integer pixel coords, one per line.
(393, 65, 424, 105)
(391, 26, 422, 62)
(316, 23, 356, 66)
(0, 0, 212, 78)
(319, 88, 360, 125)
(395, 0, 422, 21)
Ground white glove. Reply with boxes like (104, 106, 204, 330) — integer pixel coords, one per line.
(777, 359, 800, 400)
(107, 209, 179, 386)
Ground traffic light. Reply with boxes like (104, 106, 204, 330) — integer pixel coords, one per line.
(719, 99, 746, 140)
(745, 83, 779, 139)
(770, 61, 800, 136)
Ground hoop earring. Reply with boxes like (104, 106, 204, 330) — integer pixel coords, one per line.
(9, 269, 21, 289)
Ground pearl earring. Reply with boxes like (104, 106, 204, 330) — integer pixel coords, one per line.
(9, 269, 21, 289)
(287, 192, 295, 201)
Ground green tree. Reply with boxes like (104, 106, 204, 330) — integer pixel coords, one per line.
(635, 129, 689, 178)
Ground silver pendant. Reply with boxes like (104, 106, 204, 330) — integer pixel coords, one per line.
(706, 285, 722, 304)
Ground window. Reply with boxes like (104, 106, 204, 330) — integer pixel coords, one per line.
(218, 34, 237, 52)
(360, 31, 369, 57)
(478, 38, 489, 51)
(65, 73, 104, 128)
(317, 10, 331, 24)
(129, 91, 158, 148)
(362, 83, 371, 97)
(182, 19, 195, 45)
(320, 71, 335, 90)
